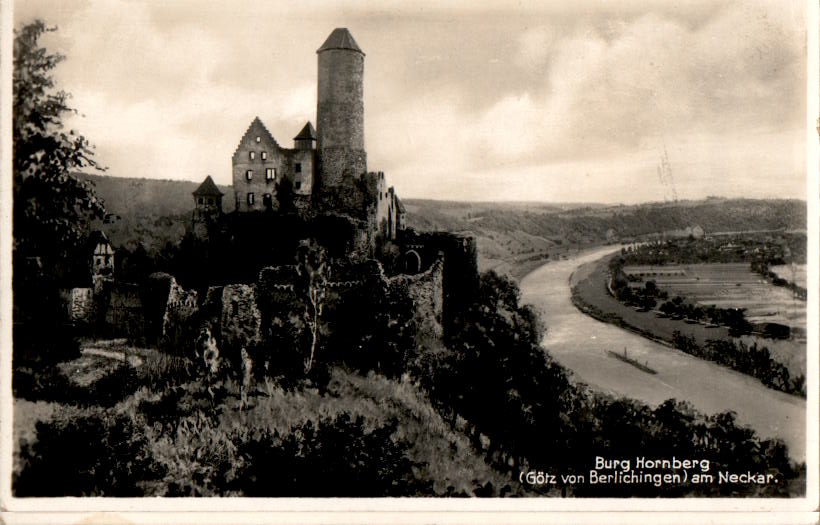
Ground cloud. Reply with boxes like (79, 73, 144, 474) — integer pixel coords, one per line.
(369, 1, 806, 202)
(14, 0, 807, 203)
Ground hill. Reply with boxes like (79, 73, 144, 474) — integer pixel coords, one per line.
(77, 173, 806, 279)
(77, 173, 235, 217)
(403, 197, 806, 278)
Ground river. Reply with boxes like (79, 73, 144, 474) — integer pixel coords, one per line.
(519, 246, 806, 462)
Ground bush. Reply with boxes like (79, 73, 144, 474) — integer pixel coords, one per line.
(14, 411, 162, 496)
(229, 412, 430, 496)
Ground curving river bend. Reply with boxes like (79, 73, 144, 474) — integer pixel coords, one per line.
(519, 246, 806, 462)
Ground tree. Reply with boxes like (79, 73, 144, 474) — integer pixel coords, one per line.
(13, 20, 106, 274)
(295, 240, 329, 373)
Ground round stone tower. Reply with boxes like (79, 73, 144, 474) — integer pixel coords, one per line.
(316, 28, 367, 196)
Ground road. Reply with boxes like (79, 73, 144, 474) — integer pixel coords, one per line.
(519, 246, 806, 462)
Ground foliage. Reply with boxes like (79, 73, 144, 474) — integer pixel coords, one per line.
(671, 331, 805, 397)
(13, 19, 106, 270)
(13, 358, 139, 407)
(14, 411, 162, 496)
(13, 19, 108, 367)
(750, 260, 807, 301)
(274, 177, 296, 214)
(295, 240, 329, 373)
(228, 413, 430, 496)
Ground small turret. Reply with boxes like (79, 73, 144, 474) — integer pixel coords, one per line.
(193, 175, 224, 219)
(293, 121, 317, 150)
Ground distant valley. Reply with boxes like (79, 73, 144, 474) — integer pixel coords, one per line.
(79, 173, 807, 280)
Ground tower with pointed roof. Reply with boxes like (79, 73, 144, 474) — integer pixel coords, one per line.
(192, 175, 225, 239)
(315, 28, 366, 203)
(193, 175, 224, 219)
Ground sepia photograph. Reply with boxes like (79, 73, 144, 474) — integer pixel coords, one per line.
(1, 0, 817, 522)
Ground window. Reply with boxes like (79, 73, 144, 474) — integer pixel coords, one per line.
(249, 151, 255, 160)
(198, 197, 203, 204)
(266, 168, 274, 181)
(247, 193, 255, 205)
(261, 151, 267, 160)
(246, 170, 253, 181)
(294, 181, 302, 190)
(255, 136, 261, 143)
(295, 162, 302, 173)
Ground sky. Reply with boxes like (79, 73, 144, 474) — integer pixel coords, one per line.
(12, 0, 810, 204)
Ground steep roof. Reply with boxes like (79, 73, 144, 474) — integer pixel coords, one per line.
(89, 230, 110, 246)
(193, 175, 224, 197)
(294, 121, 317, 141)
(317, 28, 364, 55)
(233, 117, 279, 161)
(395, 196, 406, 214)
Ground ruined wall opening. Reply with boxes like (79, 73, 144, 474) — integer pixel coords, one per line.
(403, 250, 421, 274)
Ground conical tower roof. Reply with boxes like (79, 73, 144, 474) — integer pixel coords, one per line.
(193, 175, 223, 197)
(317, 28, 364, 55)
(294, 121, 317, 141)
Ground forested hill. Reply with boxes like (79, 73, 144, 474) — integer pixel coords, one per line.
(77, 172, 806, 279)
(77, 173, 235, 217)
(403, 198, 806, 277)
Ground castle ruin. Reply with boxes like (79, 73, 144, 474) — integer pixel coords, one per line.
(69, 29, 478, 371)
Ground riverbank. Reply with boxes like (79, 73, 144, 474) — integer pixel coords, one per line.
(569, 253, 805, 395)
(519, 247, 805, 462)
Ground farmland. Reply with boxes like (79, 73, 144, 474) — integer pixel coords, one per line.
(622, 263, 806, 332)
(572, 257, 805, 382)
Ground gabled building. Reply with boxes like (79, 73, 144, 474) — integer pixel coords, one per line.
(232, 117, 316, 213)
(90, 230, 114, 277)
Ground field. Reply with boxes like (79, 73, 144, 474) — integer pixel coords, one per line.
(623, 263, 806, 331)
(574, 258, 805, 379)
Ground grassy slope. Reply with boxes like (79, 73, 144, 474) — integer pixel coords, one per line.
(237, 368, 515, 495)
(14, 340, 513, 496)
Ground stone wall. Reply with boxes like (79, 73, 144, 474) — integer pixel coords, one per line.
(160, 277, 199, 355)
(67, 287, 95, 323)
(220, 284, 262, 363)
(106, 282, 146, 344)
(396, 230, 479, 336)
(388, 255, 445, 339)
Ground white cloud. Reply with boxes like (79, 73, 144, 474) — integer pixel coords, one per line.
(15, 0, 807, 203)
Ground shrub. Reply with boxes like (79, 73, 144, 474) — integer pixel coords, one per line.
(229, 412, 431, 496)
(14, 411, 162, 496)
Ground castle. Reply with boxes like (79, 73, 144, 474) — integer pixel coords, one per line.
(193, 28, 404, 254)
(66, 29, 478, 370)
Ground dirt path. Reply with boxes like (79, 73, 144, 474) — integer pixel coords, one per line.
(520, 246, 806, 462)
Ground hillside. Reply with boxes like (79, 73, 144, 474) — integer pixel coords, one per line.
(77, 173, 806, 279)
(403, 197, 807, 278)
(78, 173, 235, 217)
